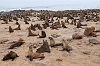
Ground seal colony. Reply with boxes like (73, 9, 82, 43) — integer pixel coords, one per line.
(0, 9, 100, 66)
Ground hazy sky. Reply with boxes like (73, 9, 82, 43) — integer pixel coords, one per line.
(0, 0, 100, 10)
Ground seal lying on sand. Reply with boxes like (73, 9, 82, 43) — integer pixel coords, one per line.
(9, 38, 25, 49)
(2, 51, 19, 61)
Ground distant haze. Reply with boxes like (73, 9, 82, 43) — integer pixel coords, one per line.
(0, 0, 100, 11)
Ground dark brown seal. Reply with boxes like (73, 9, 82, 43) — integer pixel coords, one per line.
(2, 51, 19, 61)
(9, 26, 14, 33)
(9, 38, 25, 49)
(36, 40, 50, 53)
(38, 31, 46, 38)
(14, 24, 21, 30)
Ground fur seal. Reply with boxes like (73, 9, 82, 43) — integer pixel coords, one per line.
(61, 21, 67, 28)
(62, 39, 72, 52)
(25, 21, 29, 24)
(50, 23, 59, 30)
(76, 22, 82, 28)
(26, 45, 45, 61)
(14, 24, 21, 30)
(48, 37, 55, 47)
(15, 21, 19, 25)
(28, 27, 38, 37)
(9, 26, 14, 33)
(42, 24, 47, 29)
(9, 38, 25, 49)
(38, 31, 46, 38)
(2, 51, 19, 61)
(30, 24, 36, 31)
(36, 40, 51, 53)
(37, 24, 42, 30)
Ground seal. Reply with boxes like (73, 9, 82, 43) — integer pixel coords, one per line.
(30, 24, 36, 31)
(15, 21, 19, 25)
(48, 37, 55, 47)
(42, 23, 47, 29)
(37, 24, 42, 30)
(38, 31, 46, 38)
(14, 24, 21, 30)
(9, 38, 25, 49)
(62, 39, 72, 52)
(28, 27, 38, 37)
(26, 45, 45, 61)
(77, 21, 82, 28)
(36, 40, 50, 53)
(9, 26, 14, 33)
(2, 51, 19, 61)
(61, 21, 67, 28)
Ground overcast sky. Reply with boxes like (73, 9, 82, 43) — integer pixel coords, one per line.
(0, 0, 100, 10)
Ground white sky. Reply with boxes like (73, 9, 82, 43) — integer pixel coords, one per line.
(0, 0, 100, 10)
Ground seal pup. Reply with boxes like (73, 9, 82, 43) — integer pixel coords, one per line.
(30, 24, 36, 31)
(37, 24, 42, 30)
(61, 21, 67, 28)
(9, 38, 25, 49)
(25, 21, 29, 24)
(2, 51, 19, 61)
(14, 24, 21, 30)
(28, 27, 38, 37)
(9, 26, 14, 33)
(61, 39, 72, 52)
(26, 45, 45, 61)
(15, 21, 19, 25)
(38, 31, 46, 38)
(36, 40, 51, 53)
(42, 23, 47, 29)
(48, 37, 55, 47)
(76, 21, 82, 28)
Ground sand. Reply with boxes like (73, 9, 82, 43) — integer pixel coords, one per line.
(0, 16, 100, 66)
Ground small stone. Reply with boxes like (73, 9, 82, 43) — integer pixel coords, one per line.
(72, 33, 83, 39)
(89, 39, 99, 44)
(83, 50, 90, 55)
(77, 42, 81, 45)
(56, 59, 62, 61)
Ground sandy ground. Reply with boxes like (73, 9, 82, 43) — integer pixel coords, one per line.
(0, 17, 100, 66)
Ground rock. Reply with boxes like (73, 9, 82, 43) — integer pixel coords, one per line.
(89, 39, 99, 44)
(56, 59, 63, 61)
(83, 50, 90, 55)
(77, 42, 81, 45)
(34, 63, 49, 66)
(72, 33, 83, 39)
